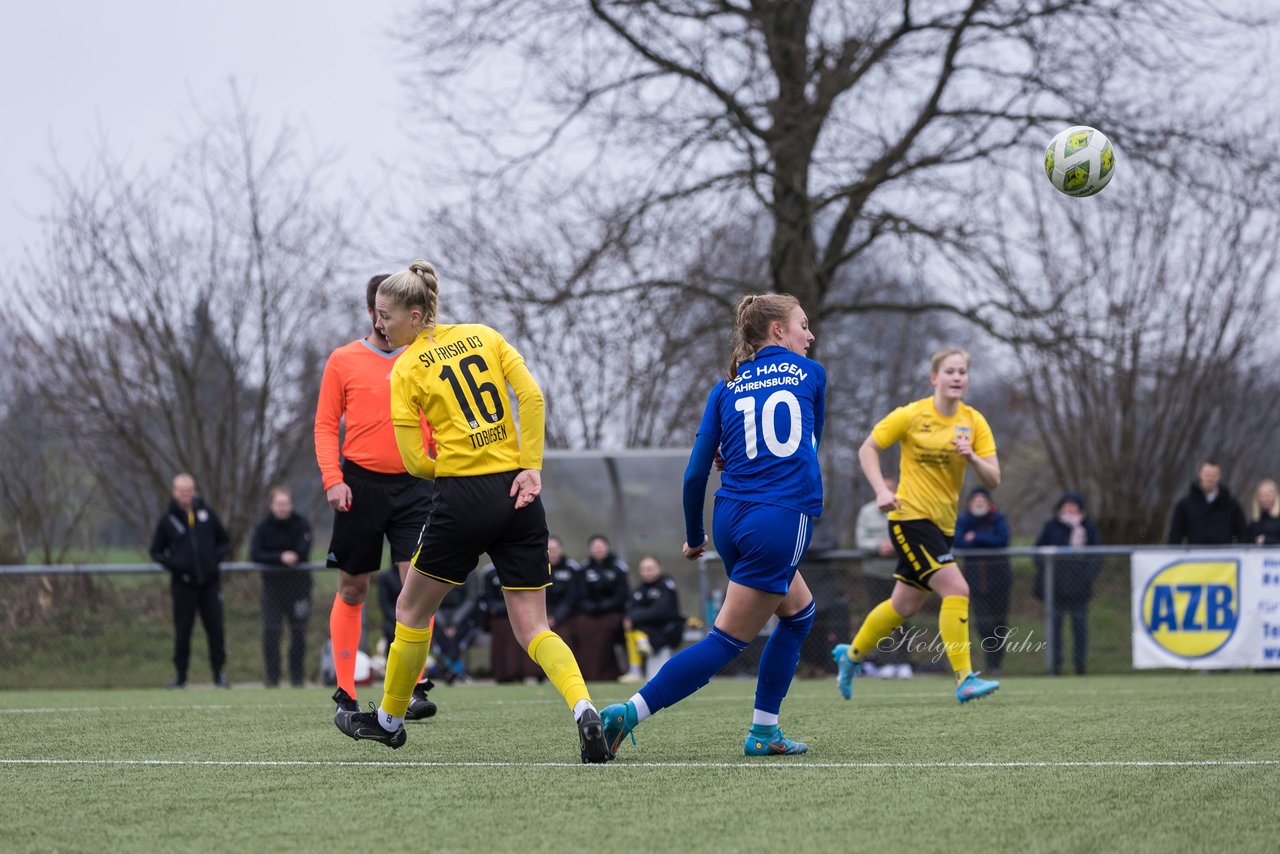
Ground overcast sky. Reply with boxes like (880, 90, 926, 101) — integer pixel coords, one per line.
(0, 0, 415, 270)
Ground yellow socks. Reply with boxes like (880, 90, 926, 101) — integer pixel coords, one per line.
(624, 630, 644, 668)
(528, 630, 591, 712)
(380, 621, 433, 718)
(849, 600, 906, 661)
(939, 595, 973, 682)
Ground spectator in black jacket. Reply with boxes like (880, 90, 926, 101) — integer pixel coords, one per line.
(1247, 479, 1280, 545)
(1168, 461, 1247, 545)
(570, 534, 629, 681)
(149, 473, 231, 688)
(250, 486, 313, 687)
(1034, 491, 1102, 675)
(625, 555, 684, 680)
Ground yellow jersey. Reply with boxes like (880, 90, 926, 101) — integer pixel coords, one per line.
(389, 323, 544, 478)
(871, 397, 996, 535)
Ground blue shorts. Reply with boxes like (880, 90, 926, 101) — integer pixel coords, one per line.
(712, 497, 814, 595)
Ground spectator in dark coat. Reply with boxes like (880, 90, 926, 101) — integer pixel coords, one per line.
(570, 534, 629, 681)
(625, 555, 684, 679)
(1247, 479, 1280, 545)
(149, 473, 231, 688)
(250, 486, 313, 687)
(1034, 491, 1102, 675)
(1168, 461, 1247, 545)
(953, 486, 1012, 674)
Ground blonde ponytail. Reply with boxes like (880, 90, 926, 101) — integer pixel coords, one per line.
(726, 293, 800, 381)
(378, 258, 440, 335)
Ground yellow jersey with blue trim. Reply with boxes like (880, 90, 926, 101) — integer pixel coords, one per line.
(871, 397, 996, 536)
(389, 323, 544, 478)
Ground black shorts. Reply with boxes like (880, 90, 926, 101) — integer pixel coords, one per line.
(889, 519, 958, 591)
(326, 461, 433, 575)
(412, 470, 550, 590)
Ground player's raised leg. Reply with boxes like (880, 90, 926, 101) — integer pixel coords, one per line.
(931, 565, 999, 703)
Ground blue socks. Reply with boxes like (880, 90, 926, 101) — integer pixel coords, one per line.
(638, 626, 748, 715)
(634, 601, 814, 722)
(755, 601, 815, 717)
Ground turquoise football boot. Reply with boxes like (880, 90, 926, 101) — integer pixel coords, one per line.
(744, 724, 808, 756)
(831, 643, 861, 700)
(600, 701, 639, 758)
(956, 671, 1000, 704)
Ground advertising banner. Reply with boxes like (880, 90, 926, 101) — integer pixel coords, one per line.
(1132, 550, 1280, 669)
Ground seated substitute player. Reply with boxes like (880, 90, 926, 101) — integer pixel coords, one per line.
(602, 293, 825, 758)
(317, 274, 438, 722)
(334, 259, 610, 763)
(832, 347, 1002, 704)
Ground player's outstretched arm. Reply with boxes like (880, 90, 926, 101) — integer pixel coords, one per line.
(859, 436, 899, 512)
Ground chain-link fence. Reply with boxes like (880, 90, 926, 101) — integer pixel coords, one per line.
(0, 563, 342, 689)
(0, 546, 1263, 688)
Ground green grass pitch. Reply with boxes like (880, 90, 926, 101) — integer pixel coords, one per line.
(2, 674, 1278, 852)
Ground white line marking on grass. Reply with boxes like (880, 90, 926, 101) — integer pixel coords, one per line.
(3, 758, 1277, 770)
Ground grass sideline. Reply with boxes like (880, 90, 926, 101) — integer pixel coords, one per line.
(2, 674, 1278, 852)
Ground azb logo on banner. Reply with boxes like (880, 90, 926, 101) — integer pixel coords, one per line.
(1140, 559, 1239, 659)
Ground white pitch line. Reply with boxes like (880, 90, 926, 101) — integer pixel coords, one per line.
(1, 685, 1273, 716)
(1, 758, 1277, 770)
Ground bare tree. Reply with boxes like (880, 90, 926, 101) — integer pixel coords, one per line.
(9, 93, 358, 548)
(1010, 170, 1280, 544)
(397, 0, 1278, 343)
(0, 356, 105, 564)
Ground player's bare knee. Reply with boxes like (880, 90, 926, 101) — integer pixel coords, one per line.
(338, 573, 369, 606)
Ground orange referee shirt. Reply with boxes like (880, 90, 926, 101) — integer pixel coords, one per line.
(314, 338, 435, 491)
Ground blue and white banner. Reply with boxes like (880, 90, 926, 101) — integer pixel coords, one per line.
(1132, 550, 1280, 669)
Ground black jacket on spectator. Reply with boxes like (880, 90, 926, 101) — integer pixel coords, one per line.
(1247, 514, 1280, 545)
(1167, 482, 1247, 545)
(572, 556, 629, 616)
(546, 556, 580, 625)
(150, 498, 230, 586)
(1034, 497, 1103, 603)
(627, 575, 683, 651)
(249, 512, 313, 592)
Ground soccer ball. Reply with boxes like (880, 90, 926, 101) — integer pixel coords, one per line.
(1044, 126, 1115, 197)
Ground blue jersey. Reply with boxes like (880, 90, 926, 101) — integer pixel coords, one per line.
(683, 345, 826, 546)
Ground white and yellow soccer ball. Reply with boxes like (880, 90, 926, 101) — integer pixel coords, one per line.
(1044, 126, 1115, 197)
